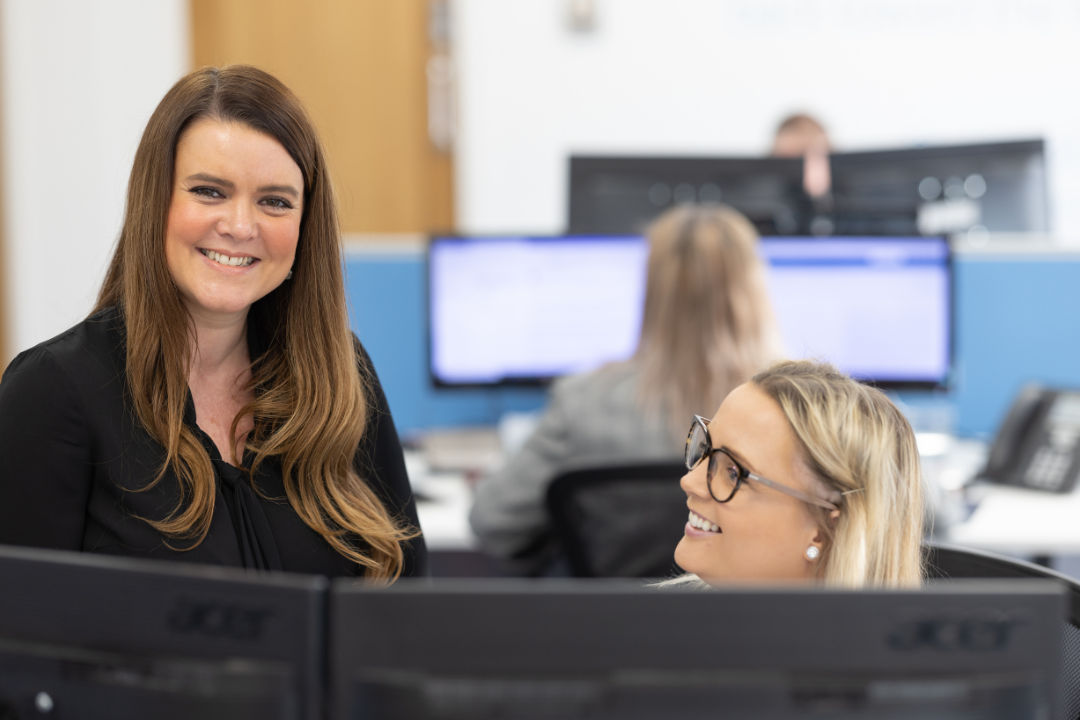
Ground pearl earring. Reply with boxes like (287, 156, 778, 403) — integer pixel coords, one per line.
(805, 546, 820, 560)
(285, 270, 293, 280)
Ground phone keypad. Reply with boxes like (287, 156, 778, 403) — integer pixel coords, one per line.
(1024, 446, 1074, 491)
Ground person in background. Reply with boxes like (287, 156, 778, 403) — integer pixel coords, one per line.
(0, 65, 426, 581)
(771, 113, 833, 199)
(672, 359, 924, 587)
(470, 204, 783, 573)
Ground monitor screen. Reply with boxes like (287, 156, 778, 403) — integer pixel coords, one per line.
(568, 156, 809, 236)
(429, 235, 649, 385)
(428, 235, 951, 389)
(330, 579, 1064, 720)
(760, 236, 951, 387)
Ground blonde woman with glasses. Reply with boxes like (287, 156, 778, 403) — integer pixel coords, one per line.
(675, 359, 924, 587)
(470, 204, 782, 573)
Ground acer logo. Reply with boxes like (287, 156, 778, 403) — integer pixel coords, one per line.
(167, 597, 273, 641)
(887, 610, 1026, 652)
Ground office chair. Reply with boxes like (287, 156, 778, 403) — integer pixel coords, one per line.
(546, 462, 687, 578)
(925, 542, 1080, 719)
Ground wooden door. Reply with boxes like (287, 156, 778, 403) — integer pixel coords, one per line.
(191, 0, 454, 234)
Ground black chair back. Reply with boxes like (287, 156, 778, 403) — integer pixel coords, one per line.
(546, 463, 687, 578)
(926, 543, 1080, 719)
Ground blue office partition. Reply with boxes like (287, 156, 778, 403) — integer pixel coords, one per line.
(345, 244, 1080, 440)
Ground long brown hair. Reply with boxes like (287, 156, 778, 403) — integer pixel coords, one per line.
(634, 204, 782, 438)
(95, 65, 414, 581)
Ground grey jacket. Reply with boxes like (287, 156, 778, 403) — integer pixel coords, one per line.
(469, 362, 682, 568)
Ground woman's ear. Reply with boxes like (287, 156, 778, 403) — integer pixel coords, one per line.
(811, 511, 839, 545)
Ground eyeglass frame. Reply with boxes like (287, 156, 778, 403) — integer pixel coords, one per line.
(685, 415, 841, 511)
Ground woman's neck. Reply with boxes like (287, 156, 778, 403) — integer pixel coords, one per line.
(188, 308, 250, 380)
(185, 307, 255, 465)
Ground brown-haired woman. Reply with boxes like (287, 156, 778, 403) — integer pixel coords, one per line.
(469, 204, 781, 572)
(0, 66, 425, 581)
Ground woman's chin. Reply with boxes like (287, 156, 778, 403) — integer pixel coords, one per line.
(182, 295, 259, 320)
(673, 537, 702, 575)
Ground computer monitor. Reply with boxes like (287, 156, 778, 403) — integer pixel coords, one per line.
(761, 236, 951, 389)
(428, 235, 649, 386)
(329, 579, 1064, 719)
(829, 139, 1048, 236)
(0, 544, 326, 720)
(427, 235, 951, 389)
(567, 156, 809, 236)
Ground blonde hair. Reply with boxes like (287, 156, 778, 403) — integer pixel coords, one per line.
(634, 204, 782, 439)
(751, 360, 924, 587)
(95, 66, 416, 581)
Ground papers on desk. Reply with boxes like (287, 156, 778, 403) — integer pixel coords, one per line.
(406, 450, 479, 551)
(947, 483, 1080, 555)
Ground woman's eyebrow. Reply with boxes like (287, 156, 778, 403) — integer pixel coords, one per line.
(185, 173, 232, 188)
(258, 184, 300, 199)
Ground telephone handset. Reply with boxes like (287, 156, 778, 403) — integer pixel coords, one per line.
(980, 385, 1080, 493)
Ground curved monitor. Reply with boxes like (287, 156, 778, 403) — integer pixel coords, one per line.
(428, 235, 951, 389)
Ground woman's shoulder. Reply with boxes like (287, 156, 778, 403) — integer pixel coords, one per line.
(5, 307, 124, 381)
(550, 361, 640, 405)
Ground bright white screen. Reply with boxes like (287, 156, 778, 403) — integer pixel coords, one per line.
(760, 238, 950, 383)
(429, 236, 649, 384)
(428, 235, 950, 386)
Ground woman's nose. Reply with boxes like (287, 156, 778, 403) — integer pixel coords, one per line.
(218, 201, 254, 240)
(680, 459, 710, 500)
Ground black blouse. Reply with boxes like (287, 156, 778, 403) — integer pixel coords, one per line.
(0, 306, 427, 578)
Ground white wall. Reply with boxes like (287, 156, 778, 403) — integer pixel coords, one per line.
(0, 0, 189, 355)
(454, 0, 1080, 235)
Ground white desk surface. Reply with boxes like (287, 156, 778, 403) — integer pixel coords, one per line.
(407, 450, 480, 551)
(408, 436, 1080, 557)
(945, 484, 1080, 555)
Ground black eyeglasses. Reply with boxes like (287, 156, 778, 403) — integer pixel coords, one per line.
(685, 415, 841, 511)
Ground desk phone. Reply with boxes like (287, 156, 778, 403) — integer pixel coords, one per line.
(981, 385, 1080, 493)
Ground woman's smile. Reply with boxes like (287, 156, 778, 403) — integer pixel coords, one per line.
(199, 247, 258, 269)
(685, 509, 722, 536)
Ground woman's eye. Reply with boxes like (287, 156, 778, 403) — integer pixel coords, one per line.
(262, 197, 294, 210)
(190, 186, 224, 199)
(725, 463, 740, 482)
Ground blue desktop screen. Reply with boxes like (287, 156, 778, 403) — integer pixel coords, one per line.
(428, 235, 950, 386)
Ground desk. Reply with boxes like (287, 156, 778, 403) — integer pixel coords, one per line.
(406, 450, 477, 551)
(947, 484, 1080, 555)
(925, 436, 1080, 577)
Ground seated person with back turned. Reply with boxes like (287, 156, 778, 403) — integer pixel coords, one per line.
(670, 359, 924, 587)
(0, 65, 425, 581)
(470, 204, 782, 573)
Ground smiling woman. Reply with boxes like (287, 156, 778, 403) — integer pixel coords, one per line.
(672, 359, 924, 588)
(0, 66, 426, 581)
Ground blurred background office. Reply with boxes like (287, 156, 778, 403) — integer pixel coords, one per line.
(4, 0, 1080, 359)
(4, 0, 1080, 574)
